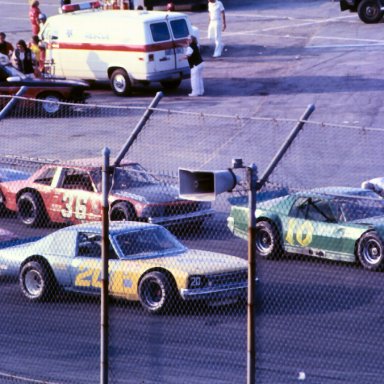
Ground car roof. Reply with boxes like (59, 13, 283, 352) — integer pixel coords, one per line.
(39, 158, 137, 171)
(58, 221, 158, 235)
(297, 186, 380, 200)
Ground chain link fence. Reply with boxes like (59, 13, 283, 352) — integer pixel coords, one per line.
(1, 96, 384, 383)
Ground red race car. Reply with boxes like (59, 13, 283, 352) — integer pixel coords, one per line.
(0, 63, 89, 117)
(0, 161, 213, 227)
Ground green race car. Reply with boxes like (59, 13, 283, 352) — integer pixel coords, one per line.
(227, 187, 384, 271)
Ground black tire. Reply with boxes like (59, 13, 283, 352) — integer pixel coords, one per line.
(38, 92, 62, 117)
(111, 69, 132, 96)
(160, 79, 182, 90)
(358, 0, 383, 23)
(17, 192, 46, 227)
(19, 261, 56, 301)
(110, 202, 136, 221)
(138, 271, 176, 314)
(357, 232, 384, 271)
(255, 221, 281, 259)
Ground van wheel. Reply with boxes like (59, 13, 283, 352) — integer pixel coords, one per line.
(111, 69, 132, 96)
(160, 79, 182, 90)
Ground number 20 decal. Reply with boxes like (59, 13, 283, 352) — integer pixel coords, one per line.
(75, 266, 102, 288)
(61, 193, 88, 220)
(285, 219, 314, 247)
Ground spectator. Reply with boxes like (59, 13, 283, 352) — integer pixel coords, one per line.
(29, 1, 41, 36)
(207, 0, 226, 58)
(0, 32, 14, 57)
(11, 39, 37, 77)
(185, 35, 204, 97)
(29, 35, 45, 74)
(167, 2, 175, 11)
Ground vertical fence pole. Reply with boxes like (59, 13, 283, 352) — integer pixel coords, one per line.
(101, 147, 111, 384)
(247, 164, 258, 384)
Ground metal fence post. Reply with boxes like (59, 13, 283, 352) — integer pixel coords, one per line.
(0, 87, 29, 120)
(247, 163, 258, 384)
(101, 147, 111, 384)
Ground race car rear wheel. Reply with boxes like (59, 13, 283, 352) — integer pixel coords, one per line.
(357, 231, 384, 271)
(17, 192, 46, 227)
(19, 261, 56, 301)
(110, 202, 136, 221)
(138, 271, 175, 314)
(255, 220, 282, 259)
(111, 69, 132, 96)
(38, 92, 62, 117)
(357, 0, 383, 23)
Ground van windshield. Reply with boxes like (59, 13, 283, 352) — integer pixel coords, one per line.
(170, 19, 189, 39)
(150, 22, 171, 42)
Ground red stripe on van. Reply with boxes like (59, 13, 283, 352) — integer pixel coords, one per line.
(54, 40, 188, 52)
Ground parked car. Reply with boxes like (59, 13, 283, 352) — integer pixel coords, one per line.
(339, 0, 384, 24)
(227, 187, 384, 271)
(0, 62, 89, 116)
(0, 221, 247, 313)
(0, 160, 213, 227)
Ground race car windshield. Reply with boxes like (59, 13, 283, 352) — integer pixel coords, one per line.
(111, 164, 159, 190)
(114, 227, 185, 259)
(334, 197, 384, 222)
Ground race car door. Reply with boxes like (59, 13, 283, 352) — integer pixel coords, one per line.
(49, 167, 102, 224)
(284, 196, 347, 260)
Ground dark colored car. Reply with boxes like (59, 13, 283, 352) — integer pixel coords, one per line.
(340, 0, 384, 23)
(0, 160, 213, 228)
(0, 63, 89, 116)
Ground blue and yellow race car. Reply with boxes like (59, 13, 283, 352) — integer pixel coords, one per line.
(0, 222, 247, 314)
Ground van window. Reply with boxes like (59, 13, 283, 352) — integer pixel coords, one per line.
(150, 22, 171, 42)
(170, 19, 189, 39)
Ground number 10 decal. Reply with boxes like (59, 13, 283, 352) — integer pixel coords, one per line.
(285, 218, 314, 247)
(61, 193, 88, 220)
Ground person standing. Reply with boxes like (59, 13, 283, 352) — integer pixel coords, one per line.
(207, 0, 226, 58)
(0, 32, 14, 57)
(185, 35, 204, 97)
(29, 1, 41, 36)
(11, 39, 37, 77)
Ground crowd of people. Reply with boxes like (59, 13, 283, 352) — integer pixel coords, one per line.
(1, 0, 228, 96)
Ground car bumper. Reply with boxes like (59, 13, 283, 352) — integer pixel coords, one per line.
(148, 208, 214, 225)
(180, 282, 247, 302)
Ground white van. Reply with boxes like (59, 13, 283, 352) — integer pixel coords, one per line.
(40, 2, 194, 95)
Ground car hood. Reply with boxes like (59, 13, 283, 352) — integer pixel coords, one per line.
(123, 249, 247, 275)
(351, 216, 384, 227)
(112, 184, 181, 204)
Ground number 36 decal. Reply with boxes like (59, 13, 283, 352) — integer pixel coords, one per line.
(61, 193, 88, 220)
(285, 219, 314, 247)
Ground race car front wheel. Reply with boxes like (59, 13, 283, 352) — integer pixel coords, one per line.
(357, 231, 384, 271)
(110, 202, 136, 221)
(255, 220, 282, 259)
(138, 271, 175, 314)
(17, 192, 46, 227)
(111, 69, 132, 96)
(19, 261, 56, 301)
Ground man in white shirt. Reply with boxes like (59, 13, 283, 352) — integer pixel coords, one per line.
(207, 0, 226, 58)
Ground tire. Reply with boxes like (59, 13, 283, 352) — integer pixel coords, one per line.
(111, 69, 132, 96)
(19, 261, 56, 301)
(38, 92, 62, 117)
(138, 271, 175, 314)
(255, 221, 281, 259)
(358, 0, 383, 23)
(110, 202, 136, 221)
(357, 232, 384, 271)
(160, 79, 182, 90)
(17, 192, 46, 227)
